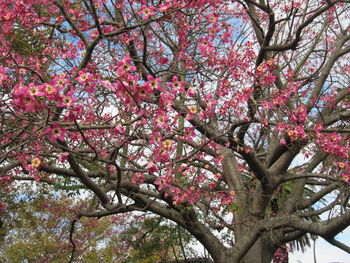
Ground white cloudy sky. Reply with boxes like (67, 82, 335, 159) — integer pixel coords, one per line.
(290, 227, 350, 263)
(288, 155, 350, 263)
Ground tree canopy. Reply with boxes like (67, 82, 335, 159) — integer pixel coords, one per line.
(0, 0, 350, 262)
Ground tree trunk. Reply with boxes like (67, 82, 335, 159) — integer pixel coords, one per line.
(204, 234, 278, 263)
(237, 234, 277, 263)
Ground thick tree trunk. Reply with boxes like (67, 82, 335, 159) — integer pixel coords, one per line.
(203, 235, 277, 263)
(210, 241, 276, 263)
(239, 236, 276, 263)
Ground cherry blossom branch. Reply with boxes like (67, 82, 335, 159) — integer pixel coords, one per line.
(54, 2, 88, 46)
(0, 161, 21, 176)
(73, 120, 99, 160)
(57, 140, 116, 210)
(263, 2, 338, 52)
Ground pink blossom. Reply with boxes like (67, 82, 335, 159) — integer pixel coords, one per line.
(168, 76, 186, 95)
(186, 88, 195, 97)
(0, 202, 6, 213)
(76, 70, 92, 84)
(131, 172, 145, 184)
(45, 123, 66, 142)
(0, 66, 9, 85)
(146, 162, 158, 174)
(138, 5, 155, 19)
(58, 152, 69, 163)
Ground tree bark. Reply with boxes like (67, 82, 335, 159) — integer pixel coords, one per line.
(240, 237, 276, 263)
(237, 233, 277, 263)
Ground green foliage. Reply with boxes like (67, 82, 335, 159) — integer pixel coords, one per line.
(117, 216, 195, 263)
(0, 184, 195, 262)
(0, 185, 116, 262)
(8, 28, 48, 57)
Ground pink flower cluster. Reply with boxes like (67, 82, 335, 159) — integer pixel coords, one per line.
(12, 75, 75, 112)
(22, 157, 43, 181)
(45, 123, 66, 142)
(0, 66, 9, 85)
(290, 105, 307, 123)
(131, 172, 145, 184)
(316, 132, 349, 159)
(0, 202, 6, 213)
(335, 162, 350, 184)
(261, 72, 300, 110)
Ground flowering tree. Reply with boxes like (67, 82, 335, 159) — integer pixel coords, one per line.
(0, 186, 118, 262)
(1, 0, 350, 262)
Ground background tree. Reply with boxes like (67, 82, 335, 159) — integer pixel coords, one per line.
(0, 183, 194, 262)
(0, 184, 117, 262)
(0, 0, 350, 262)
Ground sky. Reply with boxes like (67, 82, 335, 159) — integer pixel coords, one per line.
(192, 225, 350, 262)
(289, 227, 350, 263)
(287, 155, 350, 263)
